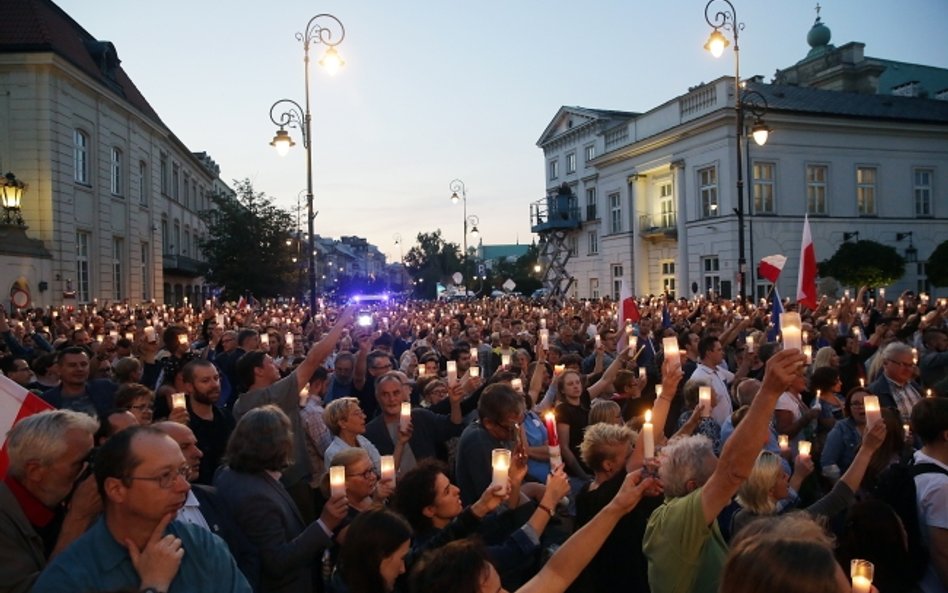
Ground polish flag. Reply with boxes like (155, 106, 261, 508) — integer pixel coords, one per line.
(758, 254, 787, 283)
(0, 374, 54, 477)
(617, 279, 640, 332)
(796, 215, 819, 310)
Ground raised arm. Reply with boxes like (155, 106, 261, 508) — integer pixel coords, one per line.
(588, 346, 630, 399)
(294, 307, 355, 392)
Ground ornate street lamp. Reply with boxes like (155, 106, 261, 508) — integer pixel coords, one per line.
(1, 172, 25, 226)
(268, 13, 345, 313)
(449, 178, 472, 286)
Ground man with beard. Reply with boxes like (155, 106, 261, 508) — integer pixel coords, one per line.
(181, 359, 235, 485)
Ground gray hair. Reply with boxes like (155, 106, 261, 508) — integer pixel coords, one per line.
(375, 371, 405, 396)
(659, 434, 716, 498)
(324, 397, 361, 436)
(6, 410, 98, 478)
(882, 342, 914, 360)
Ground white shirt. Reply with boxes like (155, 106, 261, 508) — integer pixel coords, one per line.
(914, 450, 948, 593)
(689, 362, 734, 426)
(176, 489, 209, 531)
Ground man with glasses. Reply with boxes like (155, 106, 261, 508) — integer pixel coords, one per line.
(1, 355, 35, 390)
(32, 425, 252, 593)
(352, 349, 394, 419)
(869, 342, 923, 422)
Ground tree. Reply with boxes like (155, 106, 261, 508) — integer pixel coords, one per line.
(403, 230, 461, 299)
(200, 179, 297, 300)
(490, 243, 542, 295)
(818, 239, 905, 288)
(926, 239, 948, 287)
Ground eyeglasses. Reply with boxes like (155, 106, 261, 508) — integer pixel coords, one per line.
(346, 468, 378, 480)
(126, 464, 190, 488)
(885, 359, 915, 369)
(371, 364, 393, 371)
(129, 404, 151, 412)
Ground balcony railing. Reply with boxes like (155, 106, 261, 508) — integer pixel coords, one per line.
(162, 254, 204, 277)
(639, 213, 678, 238)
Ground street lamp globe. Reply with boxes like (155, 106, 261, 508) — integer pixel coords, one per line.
(450, 192, 460, 205)
(704, 29, 729, 57)
(319, 46, 345, 76)
(270, 129, 295, 157)
(751, 120, 771, 146)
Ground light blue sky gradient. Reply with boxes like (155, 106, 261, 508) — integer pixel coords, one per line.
(54, 0, 948, 261)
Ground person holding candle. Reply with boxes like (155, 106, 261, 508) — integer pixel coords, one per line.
(674, 379, 722, 454)
(868, 342, 924, 424)
(687, 336, 740, 427)
(821, 387, 873, 481)
(324, 397, 385, 475)
(214, 405, 348, 593)
(324, 447, 396, 535)
(774, 371, 820, 458)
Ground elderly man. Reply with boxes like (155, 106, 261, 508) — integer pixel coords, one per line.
(324, 350, 357, 404)
(32, 426, 252, 592)
(41, 346, 117, 418)
(364, 371, 466, 474)
(643, 348, 804, 593)
(0, 410, 100, 593)
(351, 347, 395, 418)
(868, 342, 923, 422)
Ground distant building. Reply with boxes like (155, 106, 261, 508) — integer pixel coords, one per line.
(476, 243, 532, 271)
(0, 0, 233, 307)
(535, 12, 948, 301)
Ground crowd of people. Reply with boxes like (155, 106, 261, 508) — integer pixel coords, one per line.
(0, 286, 946, 593)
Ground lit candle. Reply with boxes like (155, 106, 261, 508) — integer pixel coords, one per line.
(879, 287, 886, 300)
(595, 335, 601, 349)
(171, 392, 187, 410)
(96, 335, 104, 343)
(628, 335, 638, 354)
(638, 367, 647, 380)
(655, 384, 663, 398)
(329, 466, 346, 498)
(417, 366, 426, 378)
(927, 388, 933, 398)
(544, 411, 559, 446)
(446, 361, 457, 386)
(469, 367, 480, 378)
(903, 423, 911, 436)
(778, 434, 790, 452)
(859, 377, 865, 388)
(851, 559, 874, 593)
(491, 448, 511, 489)
(745, 335, 754, 353)
(540, 318, 546, 329)
(74, 323, 82, 331)
(380, 455, 396, 486)
(912, 348, 919, 365)
(699, 386, 712, 418)
(285, 332, 294, 349)
(176, 333, 188, 346)
(844, 289, 850, 300)
(511, 378, 523, 393)
(642, 410, 655, 458)
(501, 353, 511, 368)
(798, 440, 812, 458)
(260, 333, 269, 348)
(803, 345, 813, 364)
(540, 329, 549, 350)
(109, 330, 119, 339)
(554, 364, 565, 375)
(780, 312, 802, 350)
(663, 336, 680, 367)
(863, 395, 882, 427)
(400, 402, 412, 431)
(470, 347, 478, 360)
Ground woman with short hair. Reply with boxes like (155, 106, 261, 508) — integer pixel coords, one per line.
(323, 396, 382, 473)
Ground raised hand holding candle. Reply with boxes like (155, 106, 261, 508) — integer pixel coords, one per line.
(511, 378, 523, 393)
(780, 312, 802, 350)
(628, 335, 638, 354)
(698, 386, 712, 418)
(642, 410, 655, 458)
(778, 434, 790, 451)
(469, 367, 480, 378)
(863, 395, 882, 428)
(329, 466, 346, 498)
(380, 455, 396, 486)
(544, 412, 562, 467)
(638, 367, 647, 380)
(259, 333, 269, 348)
(446, 361, 457, 386)
(803, 345, 813, 364)
(501, 353, 511, 369)
(491, 448, 511, 489)
(851, 559, 874, 593)
(554, 364, 565, 376)
(540, 329, 549, 350)
(595, 335, 601, 349)
(285, 332, 294, 349)
(400, 402, 412, 431)
(171, 392, 187, 410)
(745, 335, 754, 353)
(662, 336, 680, 368)
(798, 440, 812, 458)
(539, 318, 546, 329)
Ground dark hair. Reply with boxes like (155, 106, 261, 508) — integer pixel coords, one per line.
(808, 366, 840, 394)
(308, 365, 329, 385)
(697, 336, 720, 359)
(560, 353, 583, 368)
(843, 386, 871, 419)
(0, 355, 20, 375)
(757, 341, 781, 364)
(31, 352, 57, 376)
(235, 350, 267, 389)
(225, 405, 293, 473)
(55, 346, 89, 364)
(162, 326, 188, 352)
(339, 509, 412, 593)
(392, 459, 448, 534)
(911, 397, 948, 445)
(410, 539, 490, 593)
(835, 499, 913, 592)
(114, 383, 154, 409)
(477, 383, 523, 424)
(95, 425, 165, 500)
(236, 328, 259, 348)
(182, 358, 216, 384)
(721, 536, 840, 593)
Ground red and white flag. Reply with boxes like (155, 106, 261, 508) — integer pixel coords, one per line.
(796, 214, 819, 310)
(0, 374, 54, 477)
(617, 279, 640, 330)
(758, 254, 787, 283)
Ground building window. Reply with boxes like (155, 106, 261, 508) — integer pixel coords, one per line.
(856, 166, 877, 216)
(698, 166, 718, 217)
(586, 187, 597, 221)
(74, 129, 89, 184)
(549, 160, 559, 181)
(184, 230, 191, 256)
(173, 221, 181, 255)
(110, 147, 123, 196)
(141, 242, 150, 300)
(589, 278, 599, 299)
(609, 192, 622, 234)
(112, 237, 124, 300)
(661, 260, 676, 298)
(659, 180, 675, 228)
(612, 264, 623, 300)
(914, 167, 933, 217)
(184, 174, 191, 208)
(76, 231, 90, 302)
(752, 162, 775, 214)
(587, 230, 598, 255)
(917, 262, 932, 295)
(806, 164, 828, 214)
(584, 144, 595, 165)
(172, 164, 180, 201)
(138, 161, 148, 205)
(161, 219, 169, 254)
(191, 180, 198, 210)
(703, 256, 721, 297)
(567, 234, 578, 257)
(566, 152, 576, 174)
(160, 154, 169, 195)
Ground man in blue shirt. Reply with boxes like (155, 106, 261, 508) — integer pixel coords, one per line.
(32, 426, 251, 593)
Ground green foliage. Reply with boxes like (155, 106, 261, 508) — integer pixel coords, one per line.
(926, 240, 948, 287)
(403, 230, 462, 298)
(199, 179, 297, 300)
(490, 243, 542, 294)
(818, 240, 905, 288)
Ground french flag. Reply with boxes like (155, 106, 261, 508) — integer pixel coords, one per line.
(796, 215, 819, 310)
(0, 375, 54, 477)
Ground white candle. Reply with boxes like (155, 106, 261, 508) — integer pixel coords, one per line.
(400, 402, 412, 431)
(863, 395, 882, 428)
(501, 353, 511, 368)
(469, 367, 480, 378)
(699, 386, 712, 417)
(655, 384, 663, 398)
(595, 335, 601, 349)
(446, 361, 457, 386)
(285, 332, 294, 349)
(380, 455, 396, 486)
(778, 434, 790, 451)
(540, 329, 549, 350)
(798, 440, 812, 458)
(469, 347, 478, 360)
(745, 335, 754, 353)
(851, 559, 874, 593)
(803, 345, 813, 364)
(329, 466, 346, 498)
(511, 378, 523, 393)
(554, 364, 565, 375)
(879, 287, 886, 300)
(124, 332, 134, 341)
(417, 366, 426, 378)
(662, 337, 680, 367)
(638, 367, 647, 380)
(260, 333, 270, 348)
(177, 333, 188, 346)
(540, 318, 546, 329)
(780, 312, 802, 350)
(491, 448, 511, 489)
(852, 576, 871, 593)
(171, 392, 187, 410)
(628, 335, 638, 354)
(642, 410, 655, 458)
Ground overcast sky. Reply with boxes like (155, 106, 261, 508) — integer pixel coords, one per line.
(55, 0, 948, 261)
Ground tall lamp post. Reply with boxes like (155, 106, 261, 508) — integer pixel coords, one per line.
(704, 0, 770, 302)
(449, 179, 471, 286)
(268, 13, 345, 313)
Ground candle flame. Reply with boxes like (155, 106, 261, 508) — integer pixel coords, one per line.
(645, 410, 652, 423)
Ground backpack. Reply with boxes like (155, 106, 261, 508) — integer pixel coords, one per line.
(870, 458, 948, 582)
